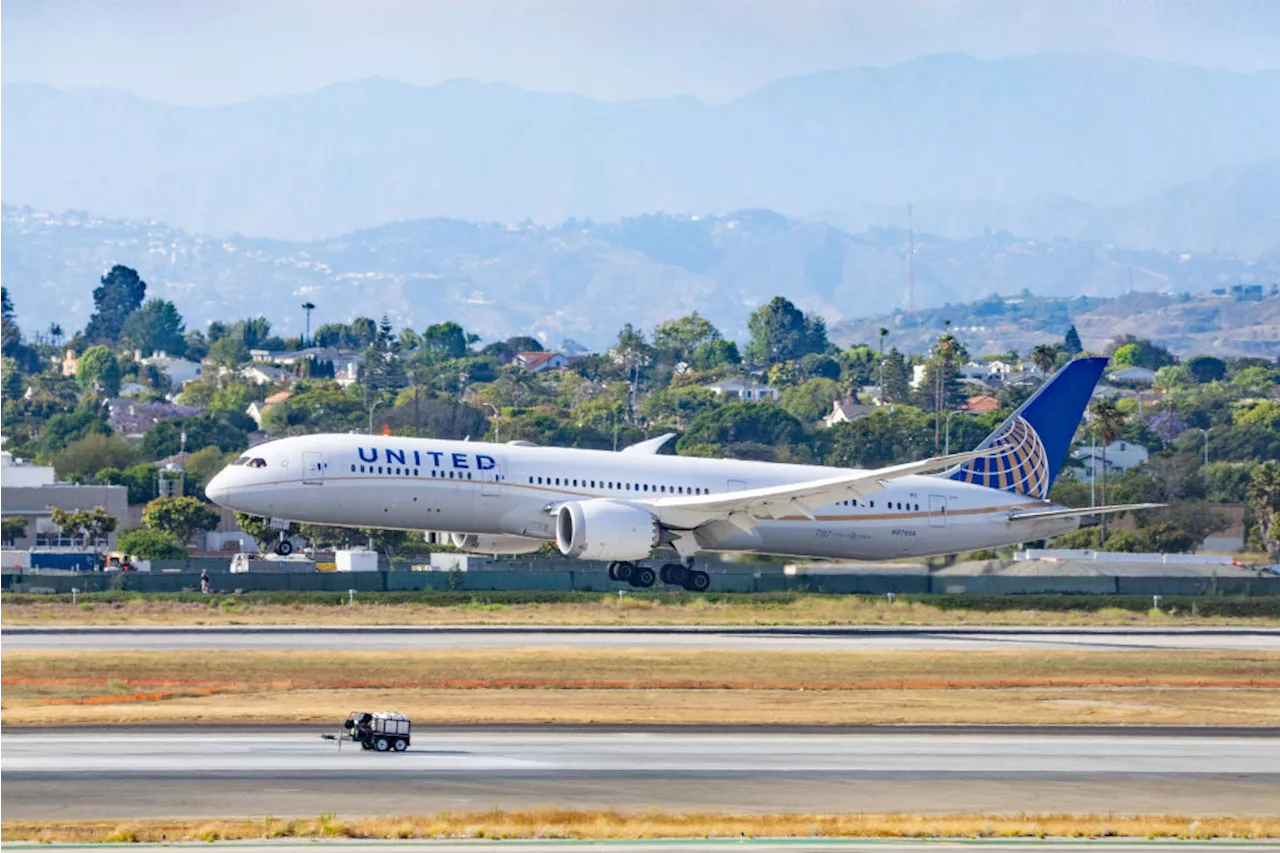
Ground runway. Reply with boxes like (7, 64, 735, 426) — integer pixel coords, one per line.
(4, 729, 1278, 820)
(7, 625, 1280, 652)
(0, 845, 1275, 853)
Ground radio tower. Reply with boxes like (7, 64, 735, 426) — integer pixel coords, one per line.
(905, 203, 916, 313)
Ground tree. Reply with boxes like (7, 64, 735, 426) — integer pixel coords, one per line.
(1106, 335, 1176, 370)
(120, 299, 187, 357)
(76, 345, 121, 397)
(880, 347, 911, 403)
(1090, 398, 1128, 541)
(53, 433, 141, 482)
(35, 409, 112, 456)
(780, 378, 842, 423)
(49, 506, 117, 547)
(691, 338, 741, 371)
(2, 516, 29, 547)
(420, 321, 470, 362)
(653, 313, 720, 361)
(1, 355, 22, 401)
(677, 402, 806, 458)
(745, 297, 828, 366)
(1246, 461, 1280, 562)
(140, 416, 249, 459)
(142, 495, 221, 545)
(1185, 355, 1227, 384)
(1063, 325, 1083, 356)
(85, 265, 147, 343)
(208, 336, 250, 380)
(94, 462, 160, 504)
(116, 527, 187, 559)
(1031, 343, 1060, 375)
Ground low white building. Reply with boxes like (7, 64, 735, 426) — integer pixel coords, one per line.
(1071, 440, 1149, 483)
(1109, 366, 1158, 385)
(140, 352, 204, 387)
(822, 400, 875, 428)
(704, 378, 780, 403)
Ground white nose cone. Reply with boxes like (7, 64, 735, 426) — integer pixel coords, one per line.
(205, 470, 231, 506)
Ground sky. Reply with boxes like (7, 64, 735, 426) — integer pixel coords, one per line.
(3, 0, 1279, 105)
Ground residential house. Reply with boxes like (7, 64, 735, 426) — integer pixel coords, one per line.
(106, 399, 204, 439)
(704, 378, 780, 402)
(962, 395, 1001, 415)
(247, 390, 293, 428)
(1071, 440, 1149, 483)
(822, 399, 875, 428)
(140, 351, 204, 387)
(1108, 366, 1158, 385)
(58, 348, 79, 377)
(515, 351, 570, 373)
(241, 364, 292, 386)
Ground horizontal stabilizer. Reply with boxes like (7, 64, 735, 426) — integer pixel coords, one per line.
(1006, 503, 1164, 522)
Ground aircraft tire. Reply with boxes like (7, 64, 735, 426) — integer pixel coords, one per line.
(683, 570, 711, 592)
(275, 539, 293, 556)
(660, 563, 686, 585)
(630, 566, 656, 588)
(614, 561, 634, 582)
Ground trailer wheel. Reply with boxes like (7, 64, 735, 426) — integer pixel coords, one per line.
(393, 738, 408, 752)
(374, 737, 390, 752)
(361, 740, 373, 750)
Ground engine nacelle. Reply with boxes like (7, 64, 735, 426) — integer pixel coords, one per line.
(555, 500, 659, 561)
(449, 533, 545, 555)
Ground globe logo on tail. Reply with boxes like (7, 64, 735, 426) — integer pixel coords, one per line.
(951, 415, 1051, 499)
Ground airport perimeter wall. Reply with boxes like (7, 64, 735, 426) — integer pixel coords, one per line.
(4, 569, 1280, 596)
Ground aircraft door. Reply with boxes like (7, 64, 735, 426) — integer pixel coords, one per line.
(726, 479, 747, 492)
(302, 451, 326, 485)
(929, 494, 947, 528)
(480, 457, 505, 497)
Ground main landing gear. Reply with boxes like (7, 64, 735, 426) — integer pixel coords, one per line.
(608, 559, 710, 592)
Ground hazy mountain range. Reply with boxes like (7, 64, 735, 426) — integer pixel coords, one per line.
(5, 205, 1277, 354)
(4, 54, 1279, 248)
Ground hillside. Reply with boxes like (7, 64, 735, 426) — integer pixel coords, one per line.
(831, 291, 1280, 358)
(4, 205, 1277, 353)
(3, 54, 1278, 243)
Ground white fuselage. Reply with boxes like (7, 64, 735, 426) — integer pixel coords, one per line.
(206, 434, 1080, 560)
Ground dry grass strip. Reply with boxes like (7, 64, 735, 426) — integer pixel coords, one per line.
(6, 595, 1276, 627)
(5, 649, 1279, 727)
(5, 811, 1280, 842)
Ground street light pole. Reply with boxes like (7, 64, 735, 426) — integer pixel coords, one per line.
(944, 410, 958, 456)
(301, 302, 316, 347)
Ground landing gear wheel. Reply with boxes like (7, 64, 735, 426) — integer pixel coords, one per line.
(630, 566, 656, 588)
(660, 563, 687, 586)
(607, 561, 620, 581)
(274, 538, 293, 556)
(683, 570, 710, 592)
(374, 737, 390, 752)
(613, 561, 634, 582)
(393, 738, 408, 752)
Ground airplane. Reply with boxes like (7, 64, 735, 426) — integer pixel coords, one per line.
(206, 356, 1157, 590)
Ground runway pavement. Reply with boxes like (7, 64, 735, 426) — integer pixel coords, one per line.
(6, 625, 1280, 652)
(3, 729, 1278, 820)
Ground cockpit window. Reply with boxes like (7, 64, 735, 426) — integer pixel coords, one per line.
(247, 458, 268, 468)
(232, 456, 250, 466)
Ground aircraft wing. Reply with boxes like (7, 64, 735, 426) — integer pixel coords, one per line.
(650, 449, 988, 530)
(1005, 503, 1164, 522)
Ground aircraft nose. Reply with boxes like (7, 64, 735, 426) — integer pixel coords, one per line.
(205, 469, 231, 505)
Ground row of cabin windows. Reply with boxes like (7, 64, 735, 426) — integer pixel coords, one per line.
(835, 499, 920, 511)
(528, 476, 710, 495)
(349, 464, 474, 480)
(344, 463, 921, 511)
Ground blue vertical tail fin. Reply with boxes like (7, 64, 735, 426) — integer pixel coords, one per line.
(948, 356, 1108, 499)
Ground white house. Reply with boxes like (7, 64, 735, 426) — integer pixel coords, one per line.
(515, 352, 570, 373)
(241, 364, 292, 386)
(822, 399, 875, 428)
(704, 378, 780, 403)
(141, 352, 204, 387)
(1071, 440, 1149, 483)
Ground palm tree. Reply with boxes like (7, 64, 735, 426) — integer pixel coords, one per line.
(1246, 461, 1280, 562)
(1089, 398, 1127, 542)
(1031, 344, 1058, 376)
(877, 327, 889, 392)
(300, 302, 316, 347)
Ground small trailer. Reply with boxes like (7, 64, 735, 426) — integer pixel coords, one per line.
(323, 711, 411, 752)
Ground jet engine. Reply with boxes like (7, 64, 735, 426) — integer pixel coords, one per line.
(555, 500, 659, 561)
(449, 533, 545, 555)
